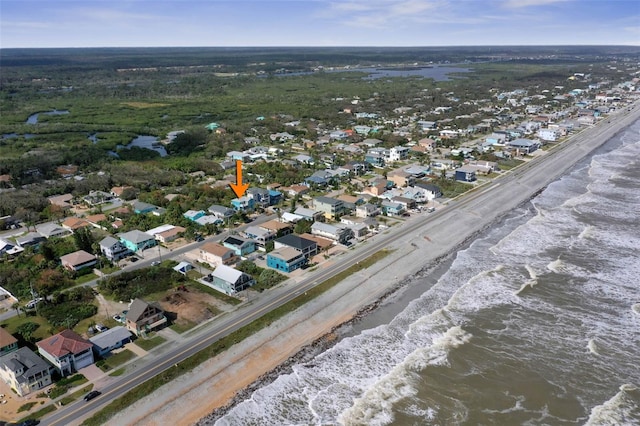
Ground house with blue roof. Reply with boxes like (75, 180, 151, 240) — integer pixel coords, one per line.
(183, 210, 206, 222)
(381, 200, 405, 216)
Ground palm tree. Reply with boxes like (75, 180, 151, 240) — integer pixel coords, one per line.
(11, 302, 21, 317)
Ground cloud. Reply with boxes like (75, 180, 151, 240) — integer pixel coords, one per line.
(502, 0, 571, 8)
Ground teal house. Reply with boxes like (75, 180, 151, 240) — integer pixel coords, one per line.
(119, 230, 157, 252)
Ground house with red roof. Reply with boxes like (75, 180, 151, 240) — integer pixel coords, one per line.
(37, 329, 94, 376)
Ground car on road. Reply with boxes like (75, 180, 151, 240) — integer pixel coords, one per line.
(18, 419, 39, 426)
(84, 390, 101, 401)
(427, 207, 436, 213)
(130, 257, 138, 263)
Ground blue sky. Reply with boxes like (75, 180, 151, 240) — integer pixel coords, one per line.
(1, 0, 638, 48)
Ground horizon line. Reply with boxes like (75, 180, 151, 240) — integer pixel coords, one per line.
(2, 43, 640, 50)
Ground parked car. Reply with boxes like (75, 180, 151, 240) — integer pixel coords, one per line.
(112, 314, 122, 322)
(95, 324, 108, 332)
(18, 419, 39, 426)
(151, 260, 161, 266)
(84, 390, 101, 401)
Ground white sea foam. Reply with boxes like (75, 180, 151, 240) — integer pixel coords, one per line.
(338, 327, 472, 426)
(632, 304, 640, 316)
(587, 338, 600, 355)
(585, 384, 640, 426)
(578, 225, 595, 239)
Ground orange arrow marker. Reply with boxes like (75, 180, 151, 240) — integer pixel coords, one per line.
(229, 159, 249, 198)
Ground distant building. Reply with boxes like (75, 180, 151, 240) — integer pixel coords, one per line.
(455, 166, 478, 182)
(0, 328, 18, 356)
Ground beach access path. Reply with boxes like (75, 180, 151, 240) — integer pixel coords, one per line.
(57, 103, 640, 426)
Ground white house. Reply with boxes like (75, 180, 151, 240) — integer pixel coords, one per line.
(37, 329, 94, 377)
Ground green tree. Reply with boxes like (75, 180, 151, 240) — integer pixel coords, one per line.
(294, 219, 312, 235)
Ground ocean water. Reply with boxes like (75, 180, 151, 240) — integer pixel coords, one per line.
(212, 120, 640, 426)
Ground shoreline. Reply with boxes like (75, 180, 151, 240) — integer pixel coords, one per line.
(101, 103, 640, 426)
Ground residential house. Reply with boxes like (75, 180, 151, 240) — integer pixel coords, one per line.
(243, 226, 277, 247)
(0, 328, 18, 356)
(119, 230, 157, 252)
(154, 226, 185, 243)
(388, 146, 410, 162)
(335, 194, 362, 212)
(299, 233, 334, 252)
(199, 242, 237, 267)
(311, 222, 354, 244)
(391, 196, 416, 211)
(293, 207, 323, 222)
(0, 238, 22, 257)
(538, 128, 561, 141)
(268, 189, 283, 206)
(125, 298, 167, 336)
(83, 190, 114, 206)
(356, 203, 381, 218)
(173, 261, 194, 275)
(207, 264, 255, 295)
(274, 234, 318, 258)
(281, 212, 304, 223)
(183, 210, 206, 222)
(313, 196, 345, 220)
(60, 250, 97, 272)
(508, 138, 539, 154)
(15, 232, 45, 248)
(365, 151, 385, 168)
(208, 204, 235, 221)
(36, 223, 72, 239)
(388, 170, 415, 188)
(417, 138, 437, 151)
(413, 182, 443, 200)
(89, 326, 132, 357)
(226, 151, 251, 162)
(48, 193, 74, 209)
(99, 236, 130, 261)
(259, 220, 293, 237)
(455, 166, 478, 182)
(37, 329, 94, 376)
(381, 200, 405, 216)
(132, 201, 161, 215)
(61, 217, 91, 232)
(110, 186, 134, 198)
(85, 214, 108, 229)
(293, 154, 314, 165)
(222, 235, 256, 256)
(283, 185, 310, 197)
(247, 187, 271, 208)
(231, 196, 255, 212)
(0, 347, 52, 396)
(267, 247, 307, 273)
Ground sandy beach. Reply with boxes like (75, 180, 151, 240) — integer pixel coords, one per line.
(102, 103, 640, 426)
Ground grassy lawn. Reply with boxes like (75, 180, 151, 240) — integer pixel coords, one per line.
(134, 335, 166, 351)
(189, 281, 242, 305)
(82, 249, 392, 426)
(75, 273, 98, 285)
(96, 349, 136, 372)
(48, 374, 88, 399)
(2, 314, 52, 341)
(169, 319, 198, 333)
(59, 384, 93, 406)
(17, 404, 56, 423)
(109, 368, 126, 377)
